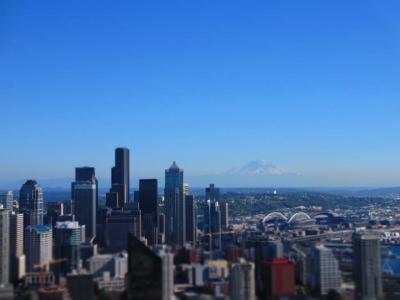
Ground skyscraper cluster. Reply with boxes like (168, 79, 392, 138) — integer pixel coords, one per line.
(0, 146, 389, 300)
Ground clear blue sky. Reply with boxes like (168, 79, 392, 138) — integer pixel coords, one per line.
(1, 0, 400, 187)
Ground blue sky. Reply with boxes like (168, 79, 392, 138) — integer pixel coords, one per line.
(1, 0, 400, 187)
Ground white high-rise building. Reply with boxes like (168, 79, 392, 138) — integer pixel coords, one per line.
(0, 191, 13, 210)
(230, 259, 256, 300)
(25, 225, 52, 272)
(155, 245, 175, 300)
(307, 244, 342, 295)
(10, 212, 25, 281)
(0, 209, 10, 285)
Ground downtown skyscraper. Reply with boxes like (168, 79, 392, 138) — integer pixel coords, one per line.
(25, 225, 53, 272)
(353, 232, 383, 300)
(0, 208, 10, 285)
(204, 184, 222, 250)
(19, 180, 44, 226)
(72, 167, 97, 241)
(230, 259, 256, 300)
(106, 147, 130, 209)
(139, 179, 158, 245)
(73, 181, 96, 241)
(164, 162, 185, 246)
(307, 244, 341, 295)
(9, 212, 25, 282)
(185, 194, 197, 245)
(0, 190, 13, 210)
(72, 167, 98, 209)
(54, 221, 83, 275)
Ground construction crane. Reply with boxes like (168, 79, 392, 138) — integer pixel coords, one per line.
(33, 258, 68, 288)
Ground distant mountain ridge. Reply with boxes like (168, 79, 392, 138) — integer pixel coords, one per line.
(227, 160, 289, 175)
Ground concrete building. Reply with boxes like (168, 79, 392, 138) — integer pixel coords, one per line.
(307, 244, 342, 295)
(204, 184, 222, 250)
(25, 225, 52, 272)
(0, 208, 10, 285)
(185, 195, 197, 244)
(87, 251, 127, 278)
(263, 259, 296, 298)
(106, 147, 130, 208)
(54, 221, 82, 275)
(0, 191, 13, 210)
(73, 181, 96, 241)
(154, 245, 175, 300)
(220, 200, 229, 230)
(9, 212, 25, 282)
(139, 179, 158, 245)
(19, 180, 44, 226)
(230, 259, 256, 300)
(164, 162, 185, 246)
(71, 166, 98, 214)
(353, 232, 383, 300)
(103, 209, 141, 252)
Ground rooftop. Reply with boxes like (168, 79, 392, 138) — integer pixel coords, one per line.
(55, 221, 80, 229)
(28, 225, 52, 233)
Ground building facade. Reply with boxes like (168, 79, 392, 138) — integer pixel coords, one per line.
(0, 209, 10, 285)
(139, 179, 158, 245)
(164, 162, 185, 246)
(25, 225, 52, 272)
(185, 195, 197, 244)
(19, 180, 44, 226)
(230, 259, 256, 300)
(353, 232, 383, 300)
(263, 259, 296, 298)
(73, 181, 97, 241)
(307, 244, 341, 295)
(73, 167, 98, 210)
(106, 147, 130, 208)
(104, 209, 141, 252)
(54, 221, 82, 275)
(9, 212, 25, 282)
(0, 191, 13, 210)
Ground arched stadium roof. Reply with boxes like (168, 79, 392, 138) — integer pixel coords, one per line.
(262, 212, 288, 223)
(287, 212, 311, 224)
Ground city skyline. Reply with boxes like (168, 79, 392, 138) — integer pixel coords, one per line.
(1, 1, 399, 299)
(2, 1, 400, 187)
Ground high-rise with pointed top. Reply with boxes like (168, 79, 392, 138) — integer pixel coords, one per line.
(164, 162, 185, 246)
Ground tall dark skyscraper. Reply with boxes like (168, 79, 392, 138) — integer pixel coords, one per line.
(220, 200, 229, 230)
(73, 181, 96, 241)
(54, 221, 82, 275)
(205, 184, 220, 202)
(106, 147, 130, 208)
(185, 195, 197, 245)
(139, 179, 158, 245)
(19, 180, 44, 226)
(126, 234, 162, 300)
(353, 232, 383, 300)
(72, 167, 98, 211)
(72, 167, 97, 241)
(204, 184, 222, 250)
(104, 209, 142, 253)
(164, 162, 186, 246)
(75, 167, 96, 182)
